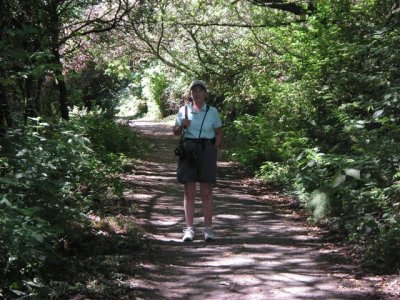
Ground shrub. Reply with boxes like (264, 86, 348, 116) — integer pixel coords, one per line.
(70, 107, 146, 158)
(0, 111, 145, 297)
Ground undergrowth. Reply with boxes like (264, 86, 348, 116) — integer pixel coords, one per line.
(0, 109, 148, 298)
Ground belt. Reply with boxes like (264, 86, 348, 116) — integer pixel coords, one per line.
(184, 138, 215, 144)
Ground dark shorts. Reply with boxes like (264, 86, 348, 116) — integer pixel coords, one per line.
(177, 139, 218, 184)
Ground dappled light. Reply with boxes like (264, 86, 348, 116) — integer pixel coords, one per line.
(2, 1, 399, 298)
(124, 121, 380, 299)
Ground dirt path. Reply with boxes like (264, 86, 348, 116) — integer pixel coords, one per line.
(123, 120, 386, 300)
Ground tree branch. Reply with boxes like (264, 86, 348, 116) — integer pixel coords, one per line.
(60, 0, 137, 46)
(187, 28, 225, 77)
(125, 18, 196, 75)
(249, 0, 315, 15)
(177, 20, 299, 28)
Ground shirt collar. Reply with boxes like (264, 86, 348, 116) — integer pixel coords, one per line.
(189, 102, 207, 112)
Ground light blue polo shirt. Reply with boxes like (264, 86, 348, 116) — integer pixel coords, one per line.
(175, 103, 222, 139)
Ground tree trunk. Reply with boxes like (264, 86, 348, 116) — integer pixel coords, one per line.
(24, 76, 37, 119)
(0, 83, 12, 133)
(57, 72, 69, 120)
(45, 0, 69, 120)
(51, 55, 69, 121)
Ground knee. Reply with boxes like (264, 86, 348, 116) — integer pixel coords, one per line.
(185, 195, 195, 203)
(184, 182, 196, 199)
(200, 189, 212, 200)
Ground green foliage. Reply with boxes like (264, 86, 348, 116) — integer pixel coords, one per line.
(226, 78, 312, 174)
(140, 62, 185, 118)
(115, 72, 148, 119)
(70, 107, 146, 158)
(2, 0, 400, 283)
(111, 0, 400, 272)
(218, 0, 400, 270)
(257, 161, 292, 189)
(66, 60, 131, 116)
(0, 111, 145, 297)
(148, 72, 169, 117)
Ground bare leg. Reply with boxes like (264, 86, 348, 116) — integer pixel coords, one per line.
(200, 182, 213, 227)
(184, 182, 196, 227)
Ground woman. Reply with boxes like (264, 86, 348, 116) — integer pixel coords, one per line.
(173, 80, 223, 242)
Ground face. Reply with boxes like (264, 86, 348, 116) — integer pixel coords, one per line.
(190, 85, 207, 102)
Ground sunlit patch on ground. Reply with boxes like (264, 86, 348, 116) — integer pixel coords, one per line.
(117, 121, 388, 300)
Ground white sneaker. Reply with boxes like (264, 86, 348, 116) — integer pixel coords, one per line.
(204, 227, 215, 242)
(182, 227, 195, 242)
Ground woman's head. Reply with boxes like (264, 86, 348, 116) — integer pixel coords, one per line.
(189, 80, 207, 102)
(189, 80, 207, 91)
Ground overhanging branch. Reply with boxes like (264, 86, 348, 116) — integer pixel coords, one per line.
(60, 0, 138, 46)
(249, 0, 314, 15)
